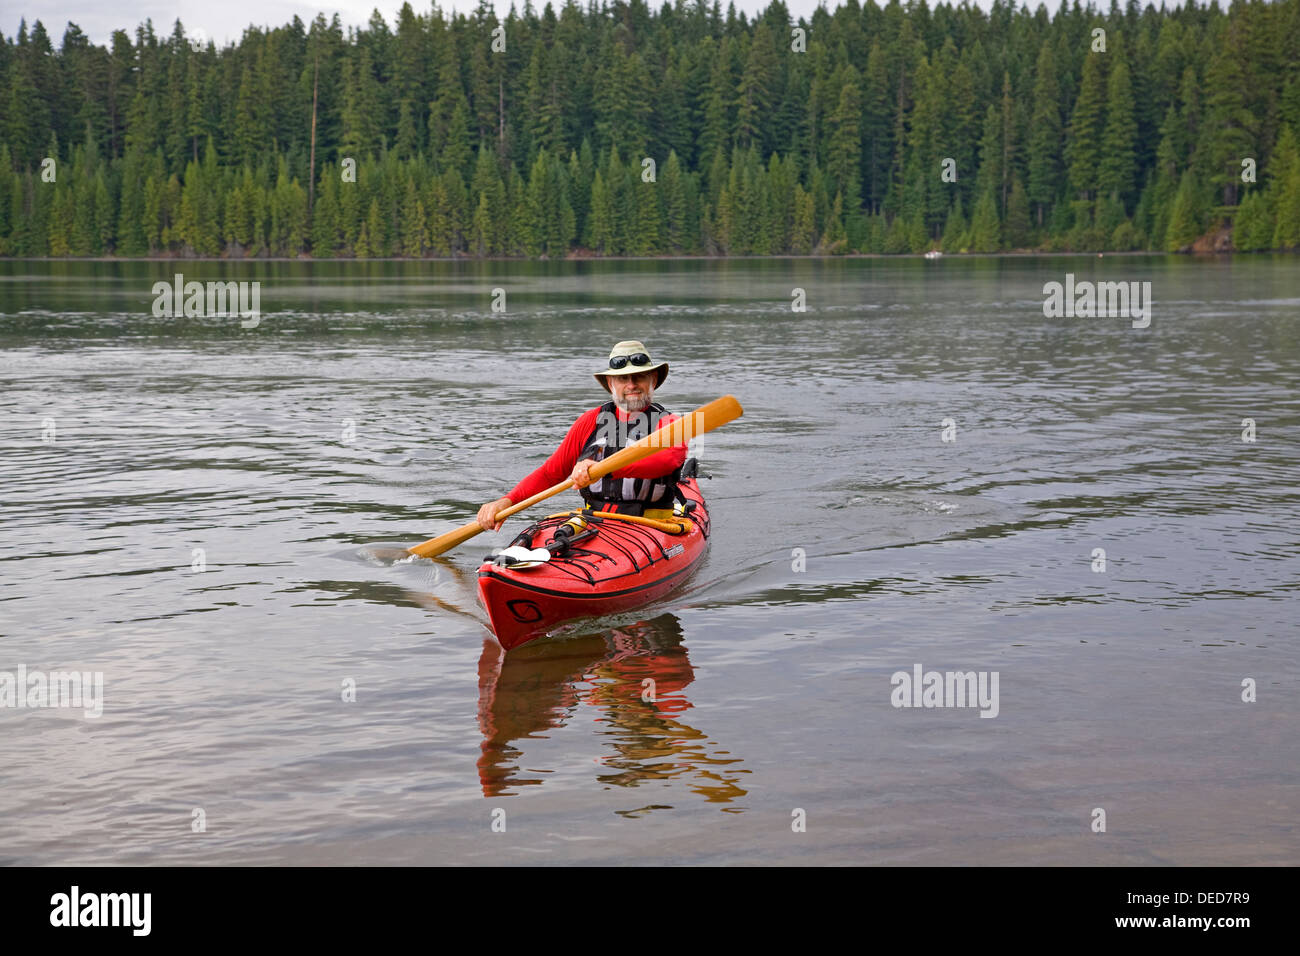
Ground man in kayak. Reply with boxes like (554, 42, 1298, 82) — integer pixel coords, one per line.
(476, 340, 689, 531)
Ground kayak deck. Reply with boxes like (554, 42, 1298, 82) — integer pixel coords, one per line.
(477, 478, 710, 650)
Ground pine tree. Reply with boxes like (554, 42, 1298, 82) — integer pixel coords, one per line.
(941, 196, 968, 253)
(1028, 43, 1062, 226)
(141, 172, 162, 253)
(468, 8, 501, 145)
(442, 168, 468, 254)
(234, 35, 273, 167)
(470, 191, 491, 256)
(400, 176, 425, 256)
(697, 37, 733, 162)
(827, 68, 863, 212)
(247, 175, 268, 257)
(69, 148, 95, 254)
(6, 25, 52, 166)
(998, 72, 1018, 215)
(504, 162, 529, 256)
(470, 144, 507, 254)
(975, 104, 1001, 206)
(735, 24, 777, 151)
(176, 146, 220, 255)
(883, 213, 911, 254)
(115, 154, 149, 255)
(268, 155, 302, 255)
(862, 41, 892, 215)
(394, 99, 419, 159)
(311, 170, 339, 256)
(1066, 51, 1106, 200)
(819, 190, 846, 254)
(587, 169, 614, 254)
(1200, 23, 1256, 207)
(944, 42, 980, 216)
(909, 58, 945, 237)
(94, 168, 114, 253)
(969, 185, 1001, 252)
(277, 174, 308, 256)
(163, 46, 188, 172)
(391, 2, 426, 153)
(725, 156, 750, 254)
(364, 197, 386, 256)
(661, 150, 688, 252)
(767, 154, 796, 253)
(48, 186, 73, 256)
(632, 177, 662, 256)
(1004, 176, 1032, 249)
(1231, 190, 1273, 251)
(594, 43, 653, 159)
(715, 185, 734, 254)
(1097, 59, 1137, 207)
(522, 43, 551, 160)
(1165, 170, 1206, 251)
(425, 175, 451, 255)
(438, 96, 473, 181)
(568, 143, 593, 245)
(865, 214, 887, 254)
(1270, 126, 1300, 249)
(185, 43, 208, 162)
(0, 148, 14, 255)
(341, 49, 383, 158)
(522, 149, 575, 258)
(606, 146, 632, 255)
(906, 212, 929, 254)
(25, 167, 53, 256)
(791, 183, 815, 254)
(705, 147, 729, 210)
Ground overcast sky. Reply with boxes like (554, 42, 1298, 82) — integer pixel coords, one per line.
(6, 1, 1079, 47)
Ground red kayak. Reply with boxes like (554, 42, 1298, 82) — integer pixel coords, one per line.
(476, 477, 710, 650)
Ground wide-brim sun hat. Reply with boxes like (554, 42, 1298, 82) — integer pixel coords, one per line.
(594, 340, 668, 392)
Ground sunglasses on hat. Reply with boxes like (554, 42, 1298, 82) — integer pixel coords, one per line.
(608, 353, 651, 369)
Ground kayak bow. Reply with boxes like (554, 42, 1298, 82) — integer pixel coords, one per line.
(476, 477, 710, 650)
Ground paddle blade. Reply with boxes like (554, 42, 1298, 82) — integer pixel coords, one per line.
(648, 393, 743, 448)
(408, 519, 484, 559)
(591, 394, 744, 478)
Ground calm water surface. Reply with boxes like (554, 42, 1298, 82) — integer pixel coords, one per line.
(1, 256, 1297, 865)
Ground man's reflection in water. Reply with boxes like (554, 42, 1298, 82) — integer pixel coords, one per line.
(476, 613, 748, 808)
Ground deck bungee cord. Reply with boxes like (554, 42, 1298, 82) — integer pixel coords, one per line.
(490, 505, 709, 587)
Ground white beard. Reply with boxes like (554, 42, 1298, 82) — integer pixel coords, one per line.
(613, 392, 652, 413)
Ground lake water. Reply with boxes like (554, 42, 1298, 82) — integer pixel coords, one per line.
(1, 255, 1297, 865)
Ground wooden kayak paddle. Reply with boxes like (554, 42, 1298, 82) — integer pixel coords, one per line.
(408, 394, 743, 559)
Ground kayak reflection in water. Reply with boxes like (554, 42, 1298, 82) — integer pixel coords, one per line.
(475, 340, 688, 531)
(475, 613, 749, 807)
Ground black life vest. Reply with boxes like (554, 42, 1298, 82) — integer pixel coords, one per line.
(577, 401, 679, 515)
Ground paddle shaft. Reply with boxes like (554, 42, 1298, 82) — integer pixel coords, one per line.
(407, 394, 742, 559)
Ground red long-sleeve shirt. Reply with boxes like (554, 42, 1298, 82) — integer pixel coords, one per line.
(506, 405, 687, 503)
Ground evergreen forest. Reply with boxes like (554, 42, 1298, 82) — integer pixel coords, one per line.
(1, 0, 1298, 258)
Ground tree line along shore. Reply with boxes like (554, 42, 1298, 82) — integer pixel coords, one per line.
(1, 0, 1298, 259)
